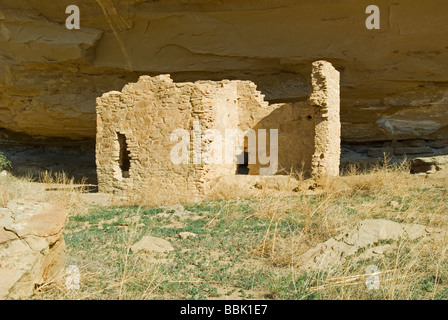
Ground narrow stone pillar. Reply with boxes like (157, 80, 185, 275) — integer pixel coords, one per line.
(310, 61, 341, 177)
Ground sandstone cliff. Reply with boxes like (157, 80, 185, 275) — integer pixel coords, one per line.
(0, 0, 448, 143)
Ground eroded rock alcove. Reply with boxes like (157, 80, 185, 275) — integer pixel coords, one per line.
(1, 1, 448, 180)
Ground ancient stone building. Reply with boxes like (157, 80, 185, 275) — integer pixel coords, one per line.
(95, 61, 340, 202)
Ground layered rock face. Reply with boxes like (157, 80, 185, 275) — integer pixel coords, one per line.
(0, 201, 68, 299)
(0, 0, 448, 143)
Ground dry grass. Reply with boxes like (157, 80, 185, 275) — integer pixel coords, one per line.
(300, 233, 448, 300)
(250, 160, 448, 299)
(0, 170, 89, 210)
(34, 211, 166, 300)
(0, 173, 44, 207)
(2, 159, 448, 300)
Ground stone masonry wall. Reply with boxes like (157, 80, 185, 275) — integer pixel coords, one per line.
(96, 75, 243, 203)
(96, 60, 340, 202)
(248, 101, 315, 175)
(310, 61, 341, 177)
(248, 61, 340, 177)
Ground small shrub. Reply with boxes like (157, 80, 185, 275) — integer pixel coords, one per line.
(0, 152, 11, 171)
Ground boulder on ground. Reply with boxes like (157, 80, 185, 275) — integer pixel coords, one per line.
(0, 201, 68, 299)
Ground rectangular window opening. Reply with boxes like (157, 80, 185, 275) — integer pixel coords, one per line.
(117, 132, 131, 178)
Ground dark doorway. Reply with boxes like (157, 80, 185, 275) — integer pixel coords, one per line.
(236, 151, 249, 175)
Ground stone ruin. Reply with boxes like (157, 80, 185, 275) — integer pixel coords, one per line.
(95, 60, 340, 202)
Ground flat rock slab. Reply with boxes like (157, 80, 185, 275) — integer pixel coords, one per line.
(338, 219, 425, 248)
(131, 236, 174, 254)
(178, 232, 198, 239)
(5, 201, 67, 239)
(296, 219, 443, 271)
(0, 201, 68, 299)
(157, 205, 202, 221)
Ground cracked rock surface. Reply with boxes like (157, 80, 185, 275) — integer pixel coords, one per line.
(296, 219, 447, 271)
(0, 200, 68, 299)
